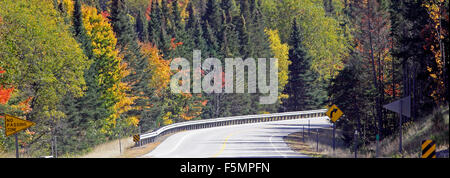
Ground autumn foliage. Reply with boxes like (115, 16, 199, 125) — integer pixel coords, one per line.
(140, 42, 172, 96)
(0, 67, 13, 105)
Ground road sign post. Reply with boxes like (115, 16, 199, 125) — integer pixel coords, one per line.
(376, 134, 379, 158)
(119, 131, 122, 155)
(354, 130, 358, 158)
(2, 114, 36, 158)
(399, 99, 403, 154)
(308, 120, 310, 136)
(383, 96, 411, 155)
(54, 136, 58, 158)
(138, 125, 142, 147)
(15, 134, 19, 158)
(302, 125, 305, 143)
(326, 105, 343, 155)
(333, 123, 336, 153)
(316, 128, 319, 152)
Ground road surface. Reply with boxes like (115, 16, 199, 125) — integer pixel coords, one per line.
(142, 117, 331, 158)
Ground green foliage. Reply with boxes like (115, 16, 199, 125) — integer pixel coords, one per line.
(0, 0, 90, 156)
(1, 0, 446, 157)
(265, 29, 291, 101)
(260, 0, 351, 81)
(148, 0, 161, 45)
(283, 19, 321, 111)
(135, 10, 146, 42)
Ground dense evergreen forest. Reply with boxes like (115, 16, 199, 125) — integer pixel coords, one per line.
(0, 0, 448, 157)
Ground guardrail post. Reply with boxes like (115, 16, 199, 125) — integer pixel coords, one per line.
(302, 125, 305, 142)
(308, 120, 311, 136)
(316, 128, 319, 152)
(138, 126, 142, 147)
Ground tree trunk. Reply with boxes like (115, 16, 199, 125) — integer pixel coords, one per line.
(367, 0, 382, 140)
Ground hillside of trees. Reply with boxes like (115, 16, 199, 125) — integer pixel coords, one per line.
(0, 0, 448, 157)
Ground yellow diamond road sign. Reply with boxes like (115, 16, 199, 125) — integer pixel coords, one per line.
(326, 105, 344, 123)
(3, 114, 35, 137)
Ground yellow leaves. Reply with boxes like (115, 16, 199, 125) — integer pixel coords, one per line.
(430, 73, 438, 79)
(82, 5, 133, 130)
(180, 112, 195, 121)
(60, 0, 74, 16)
(427, 66, 433, 73)
(162, 112, 174, 126)
(265, 28, 291, 103)
(180, 0, 190, 22)
(140, 42, 172, 96)
(127, 116, 140, 127)
(82, 6, 118, 48)
(109, 63, 137, 124)
(422, 0, 447, 103)
(82, 5, 121, 84)
(423, 1, 442, 26)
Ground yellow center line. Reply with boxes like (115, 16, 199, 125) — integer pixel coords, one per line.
(211, 128, 255, 158)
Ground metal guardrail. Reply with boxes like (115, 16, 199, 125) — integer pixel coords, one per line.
(136, 109, 328, 146)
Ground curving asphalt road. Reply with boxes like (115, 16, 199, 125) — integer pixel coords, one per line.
(142, 117, 331, 158)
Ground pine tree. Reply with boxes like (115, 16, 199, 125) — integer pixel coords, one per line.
(159, 27, 171, 57)
(193, 16, 207, 54)
(220, 0, 240, 57)
(148, 0, 161, 45)
(202, 20, 219, 57)
(203, 0, 223, 38)
(283, 19, 317, 111)
(185, 2, 196, 31)
(161, 0, 170, 25)
(72, 0, 92, 58)
(109, 0, 135, 47)
(136, 10, 146, 42)
(248, 0, 271, 58)
(60, 66, 111, 154)
(172, 0, 182, 31)
(184, 3, 207, 55)
(239, 0, 250, 20)
(328, 63, 365, 145)
(236, 14, 250, 58)
(109, 0, 151, 132)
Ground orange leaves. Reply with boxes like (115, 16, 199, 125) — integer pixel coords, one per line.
(0, 67, 33, 113)
(18, 96, 33, 113)
(0, 86, 14, 105)
(101, 11, 110, 20)
(145, 0, 153, 21)
(384, 84, 401, 97)
(170, 38, 183, 50)
(0, 67, 14, 105)
(201, 100, 208, 106)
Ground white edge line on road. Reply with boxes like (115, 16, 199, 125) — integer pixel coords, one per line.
(269, 134, 288, 158)
(148, 131, 191, 157)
